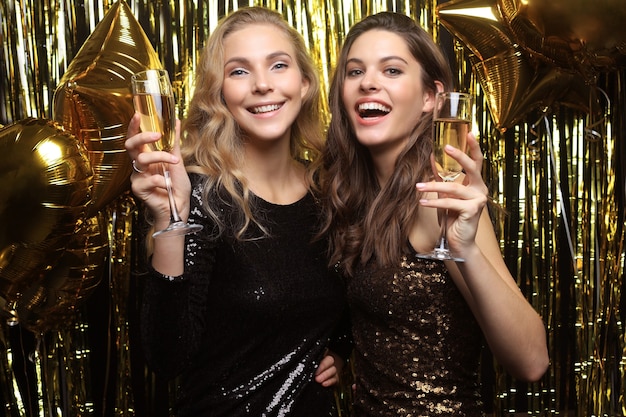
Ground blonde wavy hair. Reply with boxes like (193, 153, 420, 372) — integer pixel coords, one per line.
(182, 6, 324, 239)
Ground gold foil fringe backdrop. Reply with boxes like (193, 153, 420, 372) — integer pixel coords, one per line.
(1, 0, 626, 416)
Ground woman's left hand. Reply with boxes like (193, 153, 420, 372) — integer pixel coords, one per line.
(418, 134, 550, 382)
(416, 132, 488, 257)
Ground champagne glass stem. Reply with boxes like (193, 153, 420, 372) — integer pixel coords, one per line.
(416, 178, 463, 261)
(161, 163, 183, 223)
(437, 209, 449, 251)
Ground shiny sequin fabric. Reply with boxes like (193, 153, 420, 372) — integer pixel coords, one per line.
(140, 174, 351, 417)
(347, 251, 485, 416)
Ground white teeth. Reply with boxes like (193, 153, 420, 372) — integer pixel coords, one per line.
(252, 104, 281, 114)
(358, 102, 390, 113)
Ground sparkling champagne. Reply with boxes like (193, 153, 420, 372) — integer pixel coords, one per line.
(433, 118, 469, 181)
(133, 92, 175, 152)
(130, 69, 203, 237)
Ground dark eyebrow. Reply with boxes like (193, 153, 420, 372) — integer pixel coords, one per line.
(346, 56, 409, 65)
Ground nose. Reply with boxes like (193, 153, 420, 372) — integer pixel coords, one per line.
(359, 72, 379, 92)
(253, 72, 272, 94)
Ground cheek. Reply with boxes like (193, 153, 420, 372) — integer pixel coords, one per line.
(396, 87, 426, 115)
(341, 79, 357, 102)
(341, 94, 358, 124)
(340, 85, 349, 106)
(221, 81, 242, 108)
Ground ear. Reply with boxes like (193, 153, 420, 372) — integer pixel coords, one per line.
(301, 76, 310, 99)
(422, 80, 444, 113)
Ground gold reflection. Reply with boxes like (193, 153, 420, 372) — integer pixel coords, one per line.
(36, 140, 64, 165)
(438, 6, 499, 21)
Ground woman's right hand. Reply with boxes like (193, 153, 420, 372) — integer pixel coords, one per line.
(124, 113, 191, 229)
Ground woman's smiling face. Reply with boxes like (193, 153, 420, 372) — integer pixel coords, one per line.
(342, 29, 436, 156)
(221, 23, 310, 145)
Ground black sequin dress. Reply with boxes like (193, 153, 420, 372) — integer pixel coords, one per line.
(347, 249, 485, 416)
(140, 174, 351, 417)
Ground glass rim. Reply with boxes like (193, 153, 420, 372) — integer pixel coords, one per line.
(131, 68, 169, 81)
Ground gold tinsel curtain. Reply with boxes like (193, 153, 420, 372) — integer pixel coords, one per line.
(1, 1, 625, 416)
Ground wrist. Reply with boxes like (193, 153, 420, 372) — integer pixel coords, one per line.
(454, 241, 481, 260)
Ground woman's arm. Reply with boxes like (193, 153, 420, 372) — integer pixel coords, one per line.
(416, 134, 549, 381)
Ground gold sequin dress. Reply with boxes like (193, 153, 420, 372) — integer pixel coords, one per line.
(347, 251, 485, 416)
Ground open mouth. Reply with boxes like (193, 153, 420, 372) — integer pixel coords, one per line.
(249, 103, 283, 114)
(358, 102, 391, 118)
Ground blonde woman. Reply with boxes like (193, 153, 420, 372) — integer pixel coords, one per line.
(125, 7, 351, 417)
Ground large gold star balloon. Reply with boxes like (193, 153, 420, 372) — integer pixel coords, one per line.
(0, 118, 92, 318)
(437, 0, 602, 132)
(437, 0, 543, 130)
(52, 0, 163, 217)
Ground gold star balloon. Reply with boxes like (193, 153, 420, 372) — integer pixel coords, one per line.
(437, 0, 594, 131)
(0, 118, 93, 318)
(501, 0, 626, 81)
(52, 0, 163, 218)
(437, 0, 515, 61)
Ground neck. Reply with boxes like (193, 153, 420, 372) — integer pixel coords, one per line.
(370, 149, 399, 188)
(241, 145, 307, 205)
(367, 137, 407, 188)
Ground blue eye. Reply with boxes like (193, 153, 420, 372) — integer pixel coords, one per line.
(229, 68, 247, 77)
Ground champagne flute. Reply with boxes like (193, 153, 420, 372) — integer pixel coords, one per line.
(417, 91, 472, 261)
(131, 69, 203, 238)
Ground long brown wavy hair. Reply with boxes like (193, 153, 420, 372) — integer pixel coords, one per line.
(319, 12, 453, 276)
(182, 6, 324, 239)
